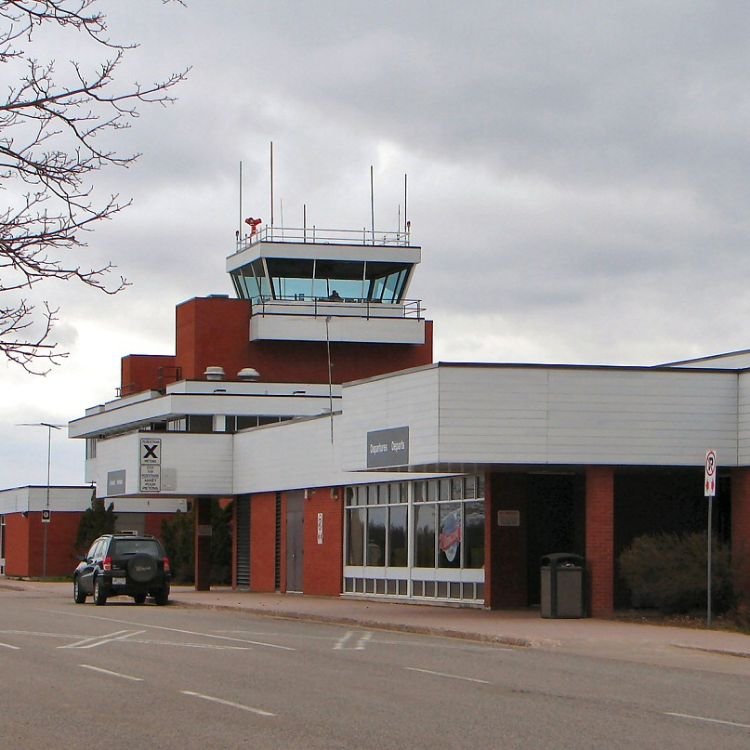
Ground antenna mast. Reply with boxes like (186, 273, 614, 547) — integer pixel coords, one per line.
(238, 161, 243, 240)
(270, 141, 274, 228)
(370, 165, 375, 245)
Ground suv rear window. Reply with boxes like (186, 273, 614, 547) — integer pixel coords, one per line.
(111, 539, 163, 557)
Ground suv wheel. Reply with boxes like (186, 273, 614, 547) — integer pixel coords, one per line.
(93, 576, 107, 606)
(73, 576, 86, 604)
(133, 593, 147, 605)
(153, 587, 169, 606)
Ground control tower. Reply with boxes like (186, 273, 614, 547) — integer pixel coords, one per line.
(227, 224, 426, 347)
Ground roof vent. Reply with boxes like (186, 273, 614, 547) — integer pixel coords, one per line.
(237, 367, 260, 381)
(204, 366, 225, 381)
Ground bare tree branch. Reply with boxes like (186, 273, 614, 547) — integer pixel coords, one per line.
(0, 0, 190, 372)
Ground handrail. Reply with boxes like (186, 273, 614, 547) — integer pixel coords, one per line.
(233, 225, 415, 254)
(250, 295, 423, 320)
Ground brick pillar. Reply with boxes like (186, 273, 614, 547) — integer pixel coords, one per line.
(194, 497, 212, 591)
(585, 467, 614, 618)
(731, 469, 750, 602)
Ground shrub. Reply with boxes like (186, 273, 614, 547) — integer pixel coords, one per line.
(619, 532, 735, 614)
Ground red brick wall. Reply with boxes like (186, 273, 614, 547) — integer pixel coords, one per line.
(486, 472, 528, 608)
(731, 468, 750, 601)
(5, 512, 82, 578)
(302, 488, 343, 596)
(585, 467, 615, 617)
(4, 514, 30, 577)
(121, 354, 178, 395)
(173, 296, 433, 384)
(250, 492, 277, 592)
(176, 297, 253, 381)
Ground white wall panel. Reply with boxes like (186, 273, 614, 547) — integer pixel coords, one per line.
(94, 432, 234, 496)
(0, 486, 93, 513)
(233, 415, 434, 493)
(341, 366, 440, 471)
(437, 366, 739, 467)
(737, 371, 750, 465)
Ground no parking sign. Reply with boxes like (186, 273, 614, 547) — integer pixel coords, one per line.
(704, 449, 717, 497)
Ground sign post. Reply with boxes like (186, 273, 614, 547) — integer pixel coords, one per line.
(704, 449, 717, 628)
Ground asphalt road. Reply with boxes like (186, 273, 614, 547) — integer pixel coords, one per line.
(1, 587, 749, 749)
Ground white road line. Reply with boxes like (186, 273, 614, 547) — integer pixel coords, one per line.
(44, 610, 295, 651)
(405, 667, 490, 685)
(60, 629, 137, 649)
(356, 632, 372, 650)
(181, 691, 276, 717)
(75, 630, 146, 649)
(62, 629, 131, 648)
(79, 664, 144, 682)
(128, 639, 251, 650)
(333, 631, 353, 650)
(0, 641, 20, 650)
(664, 712, 750, 730)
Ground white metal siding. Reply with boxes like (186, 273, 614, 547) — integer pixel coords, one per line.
(437, 366, 738, 466)
(95, 432, 234, 496)
(341, 367, 440, 471)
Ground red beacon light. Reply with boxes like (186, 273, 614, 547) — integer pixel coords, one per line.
(244, 217, 262, 236)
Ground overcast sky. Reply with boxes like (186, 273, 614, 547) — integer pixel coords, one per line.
(3, 0, 750, 488)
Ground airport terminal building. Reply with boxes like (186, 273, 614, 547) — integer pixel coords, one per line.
(65, 225, 750, 616)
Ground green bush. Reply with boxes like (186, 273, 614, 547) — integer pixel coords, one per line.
(619, 532, 735, 614)
(75, 499, 115, 555)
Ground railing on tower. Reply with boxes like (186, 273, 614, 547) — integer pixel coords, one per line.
(233, 225, 414, 254)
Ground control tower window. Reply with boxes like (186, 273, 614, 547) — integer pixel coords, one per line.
(267, 258, 314, 300)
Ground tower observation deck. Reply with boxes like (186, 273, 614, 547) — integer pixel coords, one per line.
(226, 225, 425, 345)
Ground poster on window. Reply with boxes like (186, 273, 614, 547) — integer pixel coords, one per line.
(438, 505, 462, 566)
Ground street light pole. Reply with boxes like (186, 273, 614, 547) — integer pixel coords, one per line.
(18, 422, 63, 578)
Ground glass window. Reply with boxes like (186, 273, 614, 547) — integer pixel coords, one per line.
(427, 480, 438, 502)
(389, 482, 402, 503)
(438, 502, 462, 568)
(366, 507, 386, 565)
(345, 487, 355, 506)
(414, 504, 436, 567)
(388, 506, 408, 567)
(356, 485, 368, 505)
(451, 477, 464, 500)
(346, 508, 365, 566)
(266, 258, 314, 300)
(367, 484, 378, 505)
(378, 484, 389, 504)
(439, 478, 451, 501)
(413, 481, 425, 502)
(464, 501, 485, 569)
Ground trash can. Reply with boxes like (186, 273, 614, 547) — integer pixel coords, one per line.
(540, 553, 586, 618)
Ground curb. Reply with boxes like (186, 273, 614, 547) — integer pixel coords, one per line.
(171, 597, 539, 649)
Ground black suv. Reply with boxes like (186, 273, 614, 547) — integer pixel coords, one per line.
(73, 534, 171, 606)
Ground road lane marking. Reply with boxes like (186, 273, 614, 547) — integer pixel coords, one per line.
(128, 639, 251, 650)
(665, 712, 750, 730)
(0, 641, 20, 650)
(79, 664, 144, 682)
(405, 667, 490, 684)
(44, 610, 295, 651)
(60, 629, 143, 649)
(181, 691, 276, 717)
(334, 631, 353, 650)
(333, 631, 372, 650)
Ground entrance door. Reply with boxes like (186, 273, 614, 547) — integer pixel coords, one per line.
(286, 492, 304, 592)
(0, 515, 5, 575)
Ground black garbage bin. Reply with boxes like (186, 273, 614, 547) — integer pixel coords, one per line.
(540, 553, 586, 618)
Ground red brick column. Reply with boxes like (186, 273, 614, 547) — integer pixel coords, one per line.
(585, 467, 614, 618)
(731, 469, 750, 602)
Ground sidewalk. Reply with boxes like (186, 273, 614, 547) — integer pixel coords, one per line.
(5, 579, 750, 667)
